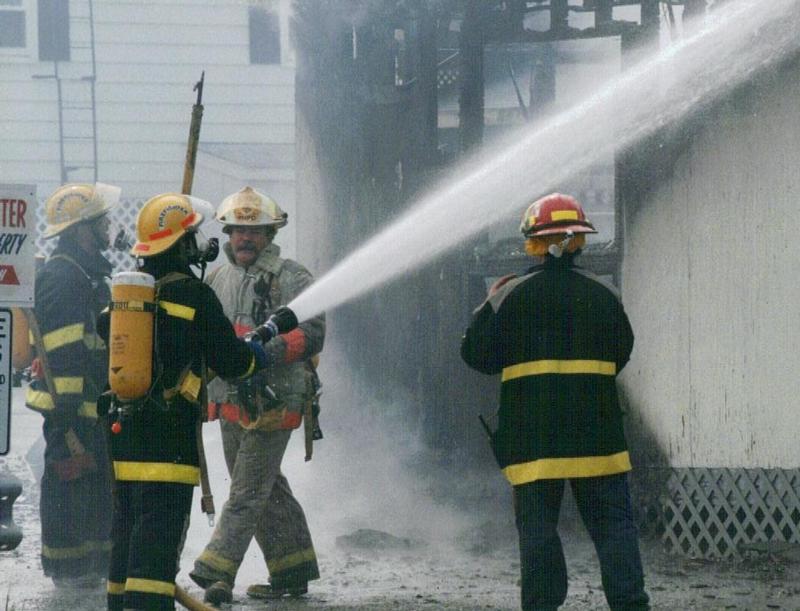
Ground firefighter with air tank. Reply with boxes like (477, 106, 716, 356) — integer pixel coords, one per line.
(189, 186, 324, 605)
(102, 193, 297, 611)
(24, 183, 119, 587)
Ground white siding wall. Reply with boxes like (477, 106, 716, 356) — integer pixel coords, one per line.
(620, 66, 800, 468)
(0, 0, 294, 218)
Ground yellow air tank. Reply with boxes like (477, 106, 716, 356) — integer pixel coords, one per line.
(11, 308, 32, 370)
(109, 271, 156, 401)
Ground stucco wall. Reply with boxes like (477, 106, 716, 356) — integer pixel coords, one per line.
(620, 60, 800, 468)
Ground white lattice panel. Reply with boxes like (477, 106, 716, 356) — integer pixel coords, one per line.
(661, 468, 800, 559)
(438, 66, 459, 88)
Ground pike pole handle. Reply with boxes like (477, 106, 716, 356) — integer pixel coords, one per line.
(180, 72, 214, 524)
(478, 414, 493, 439)
(175, 585, 216, 611)
(181, 71, 205, 196)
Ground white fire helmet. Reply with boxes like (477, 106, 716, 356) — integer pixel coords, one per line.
(215, 186, 288, 234)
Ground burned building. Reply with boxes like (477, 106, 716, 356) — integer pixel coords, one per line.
(293, 0, 800, 558)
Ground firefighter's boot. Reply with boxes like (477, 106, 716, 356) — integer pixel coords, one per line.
(246, 581, 308, 599)
(204, 580, 233, 606)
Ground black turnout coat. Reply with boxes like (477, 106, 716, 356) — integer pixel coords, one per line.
(461, 256, 635, 486)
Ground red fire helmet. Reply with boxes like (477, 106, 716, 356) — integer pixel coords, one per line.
(519, 193, 597, 237)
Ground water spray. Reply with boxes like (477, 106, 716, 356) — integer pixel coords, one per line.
(289, 0, 800, 323)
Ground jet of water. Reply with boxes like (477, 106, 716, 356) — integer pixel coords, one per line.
(290, 0, 800, 322)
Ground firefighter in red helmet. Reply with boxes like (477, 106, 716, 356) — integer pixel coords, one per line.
(461, 193, 649, 611)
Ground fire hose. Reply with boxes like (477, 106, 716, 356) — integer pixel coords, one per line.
(175, 585, 215, 611)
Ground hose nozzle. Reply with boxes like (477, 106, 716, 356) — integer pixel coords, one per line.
(250, 306, 299, 343)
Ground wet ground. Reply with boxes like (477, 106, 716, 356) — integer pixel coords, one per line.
(3, 390, 800, 610)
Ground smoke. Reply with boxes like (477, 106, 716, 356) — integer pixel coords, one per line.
(181, 340, 514, 587)
(289, 0, 800, 323)
(182, 0, 800, 592)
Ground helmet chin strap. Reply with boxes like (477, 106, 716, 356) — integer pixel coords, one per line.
(547, 230, 575, 258)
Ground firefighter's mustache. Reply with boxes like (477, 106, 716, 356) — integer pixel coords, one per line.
(235, 243, 257, 253)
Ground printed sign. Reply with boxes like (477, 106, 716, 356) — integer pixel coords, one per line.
(0, 184, 37, 308)
(0, 309, 11, 455)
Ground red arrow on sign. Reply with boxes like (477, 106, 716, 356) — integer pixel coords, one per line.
(0, 265, 20, 285)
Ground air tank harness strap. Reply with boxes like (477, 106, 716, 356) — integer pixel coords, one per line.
(49, 253, 92, 283)
(162, 365, 202, 404)
(108, 300, 158, 314)
(151, 271, 214, 524)
(150, 270, 198, 405)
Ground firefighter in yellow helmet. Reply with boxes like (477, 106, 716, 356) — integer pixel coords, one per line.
(461, 193, 649, 611)
(25, 183, 120, 587)
(190, 186, 324, 605)
(104, 193, 296, 611)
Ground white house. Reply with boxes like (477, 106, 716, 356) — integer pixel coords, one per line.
(0, 0, 298, 260)
(619, 55, 800, 558)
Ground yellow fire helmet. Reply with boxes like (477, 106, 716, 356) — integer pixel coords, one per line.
(131, 192, 212, 257)
(43, 182, 122, 239)
(215, 186, 288, 234)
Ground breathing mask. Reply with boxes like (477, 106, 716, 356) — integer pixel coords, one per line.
(188, 230, 219, 267)
(113, 227, 133, 252)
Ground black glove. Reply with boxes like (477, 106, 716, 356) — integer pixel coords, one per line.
(254, 306, 299, 343)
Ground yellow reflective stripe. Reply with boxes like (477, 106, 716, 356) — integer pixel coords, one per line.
(107, 581, 125, 595)
(501, 359, 616, 382)
(84, 331, 106, 350)
(42, 322, 85, 352)
(267, 547, 317, 573)
(238, 354, 256, 380)
(113, 461, 200, 485)
(125, 577, 175, 597)
(42, 539, 112, 560)
(551, 210, 579, 221)
(28, 329, 34, 345)
(163, 370, 201, 403)
(179, 371, 201, 402)
(77, 401, 98, 419)
(26, 387, 55, 411)
(503, 451, 632, 485)
(26, 387, 96, 418)
(54, 376, 84, 394)
(159, 300, 195, 321)
(197, 549, 238, 577)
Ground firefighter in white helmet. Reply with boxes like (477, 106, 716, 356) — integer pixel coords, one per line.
(190, 186, 324, 605)
(461, 193, 649, 611)
(25, 183, 120, 587)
